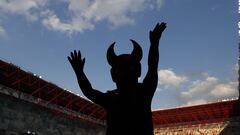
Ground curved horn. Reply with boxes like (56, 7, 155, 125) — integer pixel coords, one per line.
(107, 42, 117, 66)
(130, 39, 143, 62)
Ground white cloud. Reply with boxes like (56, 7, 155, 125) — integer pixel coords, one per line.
(180, 76, 218, 99)
(156, 0, 164, 9)
(179, 75, 238, 106)
(43, 0, 149, 33)
(210, 81, 238, 98)
(0, 25, 6, 37)
(41, 10, 94, 34)
(157, 66, 238, 107)
(233, 63, 239, 73)
(0, 0, 164, 34)
(184, 99, 207, 106)
(0, 0, 47, 21)
(158, 69, 188, 88)
(79, 0, 147, 26)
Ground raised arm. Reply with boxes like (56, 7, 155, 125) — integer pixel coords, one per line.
(68, 50, 107, 107)
(143, 22, 166, 95)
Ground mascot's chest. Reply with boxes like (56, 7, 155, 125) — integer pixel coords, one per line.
(105, 88, 152, 131)
(106, 90, 147, 112)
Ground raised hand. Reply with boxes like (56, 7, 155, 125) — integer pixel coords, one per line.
(68, 50, 85, 74)
(67, 50, 106, 107)
(149, 22, 167, 44)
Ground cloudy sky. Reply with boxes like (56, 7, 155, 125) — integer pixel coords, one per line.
(0, 0, 238, 109)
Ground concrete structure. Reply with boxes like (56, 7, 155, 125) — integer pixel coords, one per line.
(0, 59, 106, 135)
(0, 84, 106, 135)
(0, 59, 239, 135)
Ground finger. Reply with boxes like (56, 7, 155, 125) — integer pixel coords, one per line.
(153, 23, 159, 31)
(161, 22, 166, 25)
(82, 58, 86, 65)
(149, 30, 152, 35)
(162, 24, 167, 30)
(161, 22, 167, 28)
(67, 56, 72, 62)
(78, 50, 81, 58)
(67, 56, 73, 65)
(149, 31, 153, 38)
(74, 50, 77, 57)
(70, 52, 74, 58)
(156, 23, 166, 33)
(157, 23, 165, 29)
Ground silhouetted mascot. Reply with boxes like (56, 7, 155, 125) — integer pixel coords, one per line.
(68, 22, 166, 135)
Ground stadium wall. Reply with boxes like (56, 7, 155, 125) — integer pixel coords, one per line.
(0, 84, 106, 135)
(153, 100, 240, 135)
(154, 119, 240, 135)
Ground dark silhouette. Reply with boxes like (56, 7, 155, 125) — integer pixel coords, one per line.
(68, 22, 166, 135)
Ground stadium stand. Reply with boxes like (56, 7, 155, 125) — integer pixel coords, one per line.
(0, 59, 239, 134)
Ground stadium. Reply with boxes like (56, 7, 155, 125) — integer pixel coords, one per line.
(0, 58, 239, 135)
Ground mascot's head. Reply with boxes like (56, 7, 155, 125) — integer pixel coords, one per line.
(107, 40, 142, 85)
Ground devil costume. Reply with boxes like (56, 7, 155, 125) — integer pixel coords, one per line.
(68, 22, 166, 135)
(103, 41, 154, 135)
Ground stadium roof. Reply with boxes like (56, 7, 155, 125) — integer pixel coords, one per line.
(152, 99, 239, 128)
(0, 59, 106, 122)
(0, 59, 239, 127)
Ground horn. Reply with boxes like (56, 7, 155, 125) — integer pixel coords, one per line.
(107, 42, 117, 66)
(130, 39, 143, 62)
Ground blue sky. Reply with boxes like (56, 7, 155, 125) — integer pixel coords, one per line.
(0, 0, 238, 109)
